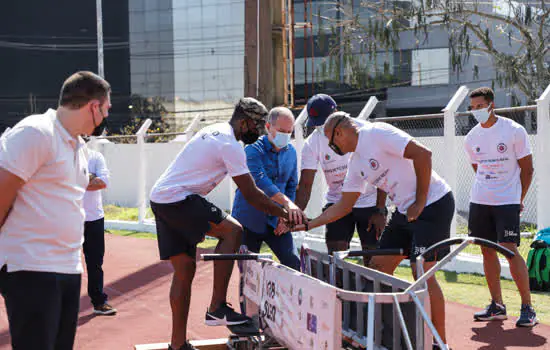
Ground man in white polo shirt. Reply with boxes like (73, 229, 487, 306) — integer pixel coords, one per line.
(0, 71, 111, 350)
(82, 142, 117, 315)
(296, 94, 387, 262)
(150, 97, 306, 350)
(297, 112, 455, 349)
(465, 87, 537, 327)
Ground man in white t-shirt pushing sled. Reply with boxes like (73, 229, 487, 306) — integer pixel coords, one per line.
(150, 97, 307, 350)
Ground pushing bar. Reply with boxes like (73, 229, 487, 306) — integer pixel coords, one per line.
(417, 237, 515, 261)
(201, 253, 273, 261)
(346, 248, 405, 257)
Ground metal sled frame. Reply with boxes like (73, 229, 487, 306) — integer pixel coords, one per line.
(197, 237, 514, 350)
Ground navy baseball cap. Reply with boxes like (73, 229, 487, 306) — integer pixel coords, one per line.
(306, 94, 337, 127)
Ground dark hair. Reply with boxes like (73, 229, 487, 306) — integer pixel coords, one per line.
(469, 87, 494, 103)
(59, 71, 111, 109)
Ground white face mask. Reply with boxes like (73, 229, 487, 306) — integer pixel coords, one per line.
(272, 131, 291, 148)
(471, 106, 491, 124)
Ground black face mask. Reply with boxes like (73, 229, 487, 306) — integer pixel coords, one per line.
(241, 131, 260, 144)
(240, 119, 264, 144)
(91, 108, 107, 136)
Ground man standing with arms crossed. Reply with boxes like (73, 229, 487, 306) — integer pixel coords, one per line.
(296, 94, 386, 261)
(0, 71, 111, 350)
(83, 141, 117, 315)
(149, 98, 306, 350)
(465, 87, 537, 327)
(296, 112, 455, 349)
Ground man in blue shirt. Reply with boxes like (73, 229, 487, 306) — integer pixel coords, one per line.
(232, 107, 302, 270)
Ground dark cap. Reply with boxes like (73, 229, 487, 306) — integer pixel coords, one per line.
(306, 94, 337, 127)
(234, 97, 269, 121)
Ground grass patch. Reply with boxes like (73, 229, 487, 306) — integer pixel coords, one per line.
(104, 205, 153, 221)
(106, 229, 157, 240)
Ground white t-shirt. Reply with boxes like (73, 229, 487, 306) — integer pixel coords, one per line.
(150, 123, 250, 204)
(301, 128, 377, 207)
(464, 116, 532, 205)
(83, 149, 110, 221)
(342, 122, 451, 214)
(0, 109, 89, 274)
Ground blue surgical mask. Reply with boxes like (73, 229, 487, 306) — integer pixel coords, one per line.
(471, 106, 491, 124)
(273, 131, 291, 148)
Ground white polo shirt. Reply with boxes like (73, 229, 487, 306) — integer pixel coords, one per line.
(150, 122, 250, 204)
(342, 122, 450, 214)
(83, 149, 110, 222)
(464, 116, 532, 205)
(301, 126, 377, 207)
(0, 109, 89, 274)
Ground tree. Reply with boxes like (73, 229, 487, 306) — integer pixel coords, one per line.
(325, 0, 550, 102)
(115, 94, 173, 143)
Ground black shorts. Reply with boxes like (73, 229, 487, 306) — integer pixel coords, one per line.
(150, 195, 228, 260)
(322, 204, 379, 248)
(378, 192, 455, 262)
(468, 203, 521, 246)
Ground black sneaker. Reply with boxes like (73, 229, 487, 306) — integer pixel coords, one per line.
(474, 301, 507, 321)
(516, 304, 538, 327)
(205, 302, 251, 326)
(93, 303, 117, 316)
(168, 342, 198, 350)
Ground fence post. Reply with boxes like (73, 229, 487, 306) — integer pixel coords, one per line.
(536, 84, 550, 230)
(442, 86, 469, 237)
(358, 96, 379, 120)
(185, 113, 202, 135)
(136, 118, 152, 226)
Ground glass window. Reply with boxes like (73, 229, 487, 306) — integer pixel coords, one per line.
(411, 48, 449, 86)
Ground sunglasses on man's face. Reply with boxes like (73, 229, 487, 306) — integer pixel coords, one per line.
(328, 116, 345, 156)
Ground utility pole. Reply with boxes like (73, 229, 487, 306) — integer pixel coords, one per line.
(96, 0, 105, 78)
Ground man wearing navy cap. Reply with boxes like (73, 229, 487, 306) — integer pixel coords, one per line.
(296, 94, 387, 263)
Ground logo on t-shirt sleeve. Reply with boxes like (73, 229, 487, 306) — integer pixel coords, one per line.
(369, 159, 379, 170)
(497, 143, 507, 153)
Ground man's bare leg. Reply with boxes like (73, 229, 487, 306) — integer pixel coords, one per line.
(368, 255, 405, 275)
(480, 246, 504, 304)
(412, 261, 446, 345)
(500, 242, 531, 305)
(169, 253, 196, 349)
(206, 215, 243, 312)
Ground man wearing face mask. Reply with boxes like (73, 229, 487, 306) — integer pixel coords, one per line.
(149, 98, 306, 350)
(232, 107, 302, 270)
(295, 112, 455, 349)
(465, 87, 537, 327)
(296, 94, 387, 263)
(0, 71, 111, 350)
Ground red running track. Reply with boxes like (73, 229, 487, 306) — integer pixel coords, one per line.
(0, 234, 547, 349)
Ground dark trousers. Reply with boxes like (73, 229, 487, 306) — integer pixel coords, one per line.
(84, 218, 107, 307)
(242, 226, 300, 270)
(0, 267, 81, 350)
